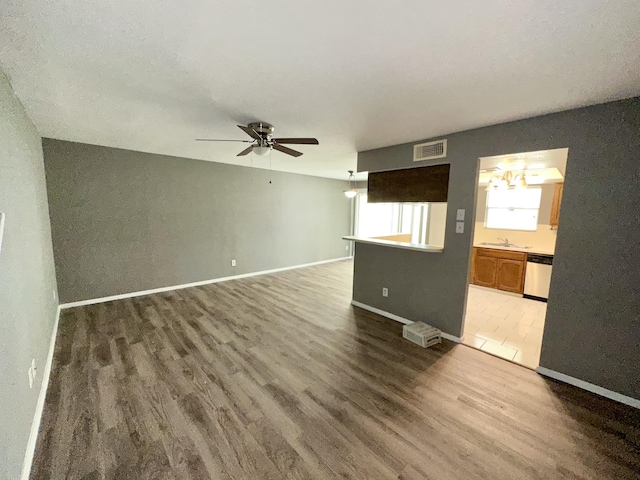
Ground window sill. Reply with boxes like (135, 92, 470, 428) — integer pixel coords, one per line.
(342, 236, 444, 253)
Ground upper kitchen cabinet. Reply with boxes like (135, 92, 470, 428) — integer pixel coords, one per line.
(550, 183, 564, 227)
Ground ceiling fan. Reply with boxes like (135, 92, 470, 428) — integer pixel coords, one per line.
(196, 122, 319, 158)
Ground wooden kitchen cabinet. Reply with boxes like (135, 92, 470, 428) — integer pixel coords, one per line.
(471, 249, 498, 288)
(550, 183, 564, 227)
(496, 258, 526, 293)
(471, 247, 527, 294)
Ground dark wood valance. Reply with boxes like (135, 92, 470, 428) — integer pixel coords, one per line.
(367, 164, 450, 203)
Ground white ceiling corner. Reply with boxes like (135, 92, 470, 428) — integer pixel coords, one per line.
(1, 1, 639, 179)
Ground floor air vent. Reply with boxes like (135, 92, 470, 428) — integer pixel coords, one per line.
(413, 139, 447, 162)
(403, 322, 442, 348)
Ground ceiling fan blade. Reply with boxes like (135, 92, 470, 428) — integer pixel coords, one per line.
(237, 146, 254, 156)
(237, 125, 261, 140)
(273, 138, 319, 145)
(196, 139, 253, 142)
(273, 143, 303, 157)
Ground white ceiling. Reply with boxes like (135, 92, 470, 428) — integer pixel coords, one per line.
(1, 1, 639, 180)
(480, 148, 568, 175)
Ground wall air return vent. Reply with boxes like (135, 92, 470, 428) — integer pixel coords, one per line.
(413, 139, 447, 162)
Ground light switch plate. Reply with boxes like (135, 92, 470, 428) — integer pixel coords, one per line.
(456, 221, 464, 233)
(456, 209, 465, 221)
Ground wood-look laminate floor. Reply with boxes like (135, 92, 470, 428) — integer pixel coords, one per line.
(32, 260, 640, 479)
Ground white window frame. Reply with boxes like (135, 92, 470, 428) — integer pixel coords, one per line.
(485, 187, 542, 231)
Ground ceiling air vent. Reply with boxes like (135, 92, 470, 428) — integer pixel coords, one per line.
(413, 139, 447, 162)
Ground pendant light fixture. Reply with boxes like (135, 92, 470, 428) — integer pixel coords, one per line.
(344, 170, 358, 198)
(486, 170, 528, 191)
(514, 171, 528, 189)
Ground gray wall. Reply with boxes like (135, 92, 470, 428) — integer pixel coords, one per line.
(0, 71, 58, 478)
(43, 139, 351, 303)
(355, 97, 640, 400)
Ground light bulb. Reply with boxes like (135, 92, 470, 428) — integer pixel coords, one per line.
(253, 145, 270, 156)
(518, 173, 528, 189)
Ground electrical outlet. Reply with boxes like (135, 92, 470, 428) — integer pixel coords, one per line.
(231, 259, 236, 267)
(456, 209, 465, 221)
(456, 221, 464, 234)
(382, 287, 389, 297)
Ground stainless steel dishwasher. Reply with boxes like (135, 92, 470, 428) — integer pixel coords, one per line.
(524, 253, 553, 302)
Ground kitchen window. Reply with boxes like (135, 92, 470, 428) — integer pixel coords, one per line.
(485, 187, 542, 231)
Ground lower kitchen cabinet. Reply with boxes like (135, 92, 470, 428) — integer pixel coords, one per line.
(471, 254, 498, 288)
(471, 247, 527, 294)
(496, 258, 526, 293)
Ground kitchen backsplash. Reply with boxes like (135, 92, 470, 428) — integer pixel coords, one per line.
(473, 222, 557, 253)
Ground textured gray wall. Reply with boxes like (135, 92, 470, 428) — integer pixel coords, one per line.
(0, 72, 58, 478)
(43, 139, 351, 303)
(356, 97, 640, 400)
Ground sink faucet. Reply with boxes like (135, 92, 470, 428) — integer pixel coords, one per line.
(497, 237, 510, 246)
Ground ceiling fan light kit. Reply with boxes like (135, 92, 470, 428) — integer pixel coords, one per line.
(252, 145, 271, 156)
(196, 122, 318, 158)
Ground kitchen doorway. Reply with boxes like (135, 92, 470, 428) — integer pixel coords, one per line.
(462, 148, 567, 369)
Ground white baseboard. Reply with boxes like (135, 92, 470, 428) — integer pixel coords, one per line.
(350, 300, 461, 343)
(536, 366, 640, 410)
(61, 256, 352, 309)
(20, 304, 61, 480)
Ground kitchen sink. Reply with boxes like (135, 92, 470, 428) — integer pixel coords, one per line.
(479, 242, 531, 249)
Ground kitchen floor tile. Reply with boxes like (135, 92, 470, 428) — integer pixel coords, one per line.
(463, 285, 546, 369)
(461, 335, 487, 349)
(474, 330, 507, 344)
(480, 340, 518, 361)
(483, 307, 510, 319)
(502, 338, 528, 351)
(513, 324, 541, 336)
(466, 311, 492, 324)
(513, 348, 541, 369)
(494, 325, 527, 341)
(463, 324, 481, 335)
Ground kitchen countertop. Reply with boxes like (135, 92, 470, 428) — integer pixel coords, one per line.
(343, 236, 444, 253)
(473, 243, 554, 256)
